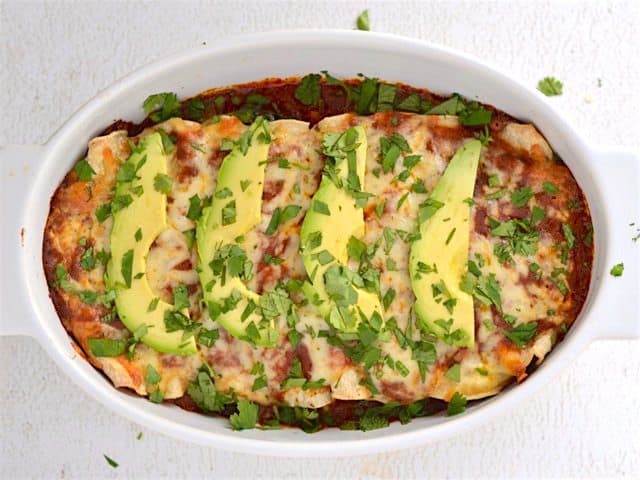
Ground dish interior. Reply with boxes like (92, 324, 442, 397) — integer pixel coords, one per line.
(41, 73, 593, 433)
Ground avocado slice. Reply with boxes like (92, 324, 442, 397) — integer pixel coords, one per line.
(300, 126, 382, 332)
(106, 132, 197, 355)
(409, 139, 482, 348)
(196, 119, 278, 347)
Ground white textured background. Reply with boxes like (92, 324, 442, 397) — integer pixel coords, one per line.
(1, 1, 639, 478)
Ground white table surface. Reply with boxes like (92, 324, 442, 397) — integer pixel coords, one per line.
(1, 1, 639, 478)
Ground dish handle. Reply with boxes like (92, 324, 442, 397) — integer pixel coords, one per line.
(586, 146, 640, 340)
(0, 144, 45, 338)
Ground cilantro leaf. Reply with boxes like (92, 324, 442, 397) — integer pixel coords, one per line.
(356, 9, 370, 31)
(172, 283, 190, 310)
(153, 173, 173, 194)
(427, 95, 466, 115)
(447, 392, 467, 416)
(230, 399, 259, 430)
(505, 321, 538, 347)
(197, 328, 220, 347)
(103, 454, 119, 468)
(458, 102, 492, 126)
(260, 288, 292, 320)
(95, 203, 111, 223)
(221, 200, 236, 225)
(184, 98, 205, 122)
(537, 77, 563, 96)
(313, 200, 330, 215)
(295, 74, 322, 106)
(376, 83, 396, 111)
(354, 76, 379, 114)
(145, 364, 161, 385)
(444, 364, 461, 382)
(188, 370, 233, 413)
(74, 159, 95, 181)
(80, 246, 96, 271)
(562, 223, 575, 249)
(87, 338, 127, 357)
(121, 249, 134, 288)
(542, 181, 559, 194)
(186, 194, 203, 221)
(610, 263, 624, 277)
(143, 92, 181, 122)
(510, 187, 534, 207)
(359, 412, 389, 431)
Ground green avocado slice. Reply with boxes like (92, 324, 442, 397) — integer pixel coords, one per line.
(196, 118, 278, 347)
(409, 139, 482, 348)
(300, 126, 383, 332)
(106, 132, 197, 355)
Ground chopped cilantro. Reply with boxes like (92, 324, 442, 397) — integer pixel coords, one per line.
(172, 283, 190, 310)
(542, 181, 559, 194)
(418, 198, 444, 223)
(186, 194, 203, 220)
(103, 454, 119, 468)
(74, 159, 95, 181)
(111, 194, 133, 213)
(157, 130, 176, 154)
(356, 9, 370, 31)
(266, 205, 302, 235)
(147, 297, 160, 312)
(188, 369, 233, 413)
(549, 275, 569, 296)
(185, 98, 205, 122)
(145, 364, 161, 385)
(403, 154, 421, 170)
(215, 187, 233, 200)
(230, 399, 259, 430)
(610, 263, 624, 277)
(295, 74, 322, 106)
(354, 76, 379, 114)
(87, 338, 127, 357)
(313, 199, 330, 215)
(197, 328, 220, 347)
(458, 101, 492, 126)
(260, 288, 292, 320)
(505, 321, 538, 347)
(143, 92, 181, 122)
(447, 392, 467, 416)
(376, 83, 396, 111)
(445, 364, 461, 382)
(486, 188, 507, 200)
(510, 187, 534, 207)
(396, 192, 409, 209)
(80, 246, 96, 271)
(562, 223, 575, 249)
(121, 249, 133, 288)
(221, 200, 237, 225)
(537, 77, 563, 96)
(263, 253, 284, 265)
(347, 236, 366, 261)
(359, 412, 389, 431)
(396, 93, 423, 112)
(382, 287, 396, 310)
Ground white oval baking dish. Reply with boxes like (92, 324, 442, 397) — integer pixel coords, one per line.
(1, 30, 638, 457)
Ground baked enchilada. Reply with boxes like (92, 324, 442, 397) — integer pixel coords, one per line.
(43, 74, 593, 431)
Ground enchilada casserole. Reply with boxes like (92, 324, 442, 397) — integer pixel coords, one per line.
(43, 74, 593, 431)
